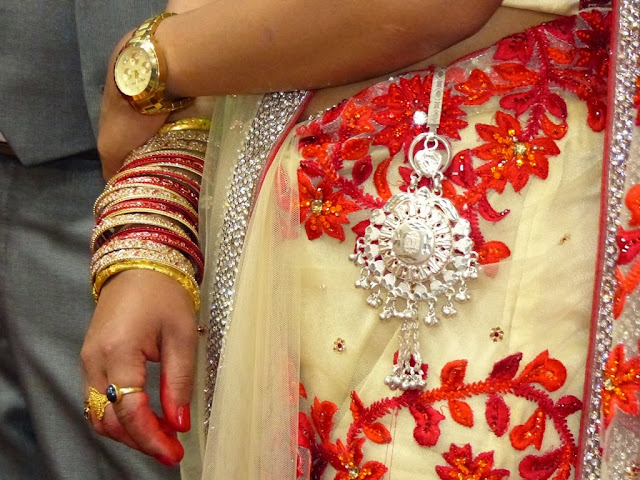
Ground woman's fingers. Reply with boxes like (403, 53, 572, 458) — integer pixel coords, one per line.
(160, 315, 198, 432)
(81, 269, 197, 462)
(111, 392, 184, 465)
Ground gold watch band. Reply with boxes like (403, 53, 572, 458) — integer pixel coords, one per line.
(131, 12, 175, 43)
(117, 12, 193, 115)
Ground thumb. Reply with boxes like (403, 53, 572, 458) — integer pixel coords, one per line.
(160, 318, 197, 433)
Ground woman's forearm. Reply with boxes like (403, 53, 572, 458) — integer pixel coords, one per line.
(157, 0, 502, 97)
(165, 0, 214, 14)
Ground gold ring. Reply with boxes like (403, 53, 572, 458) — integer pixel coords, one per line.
(106, 384, 144, 404)
(86, 387, 109, 421)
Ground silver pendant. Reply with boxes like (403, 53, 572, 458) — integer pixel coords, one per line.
(350, 132, 477, 390)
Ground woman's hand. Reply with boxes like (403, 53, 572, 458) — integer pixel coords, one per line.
(81, 269, 197, 465)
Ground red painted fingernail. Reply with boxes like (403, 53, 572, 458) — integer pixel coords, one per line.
(177, 405, 191, 431)
(155, 454, 176, 467)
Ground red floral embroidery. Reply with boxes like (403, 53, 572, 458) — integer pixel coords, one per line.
(298, 171, 360, 242)
(298, 351, 581, 479)
(435, 444, 509, 480)
(473, 111, 560, 194)
(294, 12, 609, 269)
(325, 439, 387, 480)
(614, 185, 640, 316)
(601, 343, 640, 428)
(519, 445, 574, 480)
(372, 72, 467, 156)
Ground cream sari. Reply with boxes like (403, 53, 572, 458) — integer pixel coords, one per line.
(184, 1, 640, 478)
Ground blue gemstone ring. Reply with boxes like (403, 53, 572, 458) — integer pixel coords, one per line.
(105, 384, 144, 404)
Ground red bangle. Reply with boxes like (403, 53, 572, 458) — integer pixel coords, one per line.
(107, 228, 204, 283)
(123, 152, 204, 173)
(98, 198, 199, 230)
(97, 202, 199, 242)
(106, 177, 199, 209)
(122, 157, 204, 178)
(111, 225, 192, 243)
(91, 212, 190, 252)
(108, 167, 201, 194)
(94, 184, 193, 219)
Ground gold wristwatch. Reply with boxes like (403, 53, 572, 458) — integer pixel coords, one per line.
(114, 13, 192, 115)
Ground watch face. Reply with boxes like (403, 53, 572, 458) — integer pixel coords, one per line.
(114, 45, 154, 97)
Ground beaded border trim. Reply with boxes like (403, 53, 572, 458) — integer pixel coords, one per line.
(204, 91, 309, 432)
(578, 1, 640, 478)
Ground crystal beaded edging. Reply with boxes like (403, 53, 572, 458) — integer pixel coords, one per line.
(204, 91, 309, 433)
(578, 2, 640, 478)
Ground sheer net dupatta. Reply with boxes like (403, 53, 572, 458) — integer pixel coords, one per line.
(185, 94, 305, 479)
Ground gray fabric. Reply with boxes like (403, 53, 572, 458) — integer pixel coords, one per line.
(0, 1, 180, 478)
(0, 1, 165, 166)
(0, 153, 180, 479)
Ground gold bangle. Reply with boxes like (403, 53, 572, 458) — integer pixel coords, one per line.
(103, 180, 199, 210)
(158, 118, 211, 133)
(91, 212, 191, 252)
(99, 208, 199, 243)
(124, 140, 207, 163)
(94, 185, 194, 219)
(92, 259, 200, 311)
(91, 247, 195, 283)
(93, 237, 175, 263)
(91, 240, 195, 277)
(151, 129, 209, 144)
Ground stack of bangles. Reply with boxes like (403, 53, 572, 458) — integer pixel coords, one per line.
(90, 118, 210, 311)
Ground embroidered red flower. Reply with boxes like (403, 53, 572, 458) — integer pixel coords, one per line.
(298, 121, 334, 162)
(613, 185, 640, 316)
(476, 241, 511, 266)
(325, 439, 387, 480)
(435, 444, 510, 480)
(601, 343, 640, 428)
(474, 111, 560, 193)
(372, 73, 467, 156)
(299, 349, 580, 479)
(576, 10, 611, 78)
(293, 13, 605, 273)
(456, 69, 499, 106)
(565, 10, 611, 131)
(494, 30, 536, 64)
(298, 171, 360, 241)
(339, 101, 375, 139)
